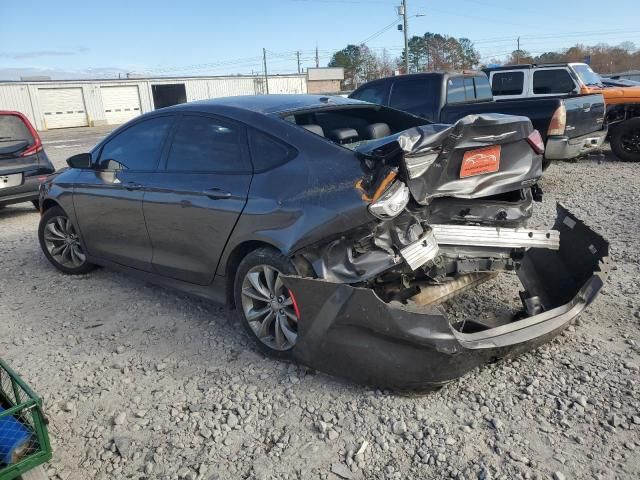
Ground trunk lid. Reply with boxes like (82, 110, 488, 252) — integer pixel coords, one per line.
(355, 113, 542, 205)
(562, 93, 606, 138)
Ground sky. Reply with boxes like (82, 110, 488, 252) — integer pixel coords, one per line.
(1, 0, 640, 80)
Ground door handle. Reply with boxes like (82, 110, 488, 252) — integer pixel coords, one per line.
(203, 188, 232, 200)
(124, 182, 143, 191)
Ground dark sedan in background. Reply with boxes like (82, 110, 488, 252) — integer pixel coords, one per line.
(37, 95, 607, 390)
(0, 111, 54, 209)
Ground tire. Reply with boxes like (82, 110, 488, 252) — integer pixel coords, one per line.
(38, 206, 96, 275)
(32, 199, 40, 210)
(233, 247, 299, 359)
(610, 118, 640, 162)
(541, 158, 552, 171)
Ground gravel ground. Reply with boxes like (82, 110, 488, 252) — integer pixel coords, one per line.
(1, 128, 639, 480)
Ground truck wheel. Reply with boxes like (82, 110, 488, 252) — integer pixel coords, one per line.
(610, 118, 640, 162)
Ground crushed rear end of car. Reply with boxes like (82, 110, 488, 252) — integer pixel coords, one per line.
(281, 113, 608, 390)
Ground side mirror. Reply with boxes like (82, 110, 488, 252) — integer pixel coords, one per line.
(66, 153, 92, 169)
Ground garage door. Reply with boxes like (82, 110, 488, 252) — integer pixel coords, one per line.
(101, 86, 142, 125)
(39, 88, 88, 129)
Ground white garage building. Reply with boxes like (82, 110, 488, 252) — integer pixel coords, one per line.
(0, 74, 308, 130)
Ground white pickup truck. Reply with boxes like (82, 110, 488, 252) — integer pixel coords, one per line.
(484, 63, 640, 162)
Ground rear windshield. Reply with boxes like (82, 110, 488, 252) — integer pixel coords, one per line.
(281, 105, 426, 147)
(0, 114, 34, 144)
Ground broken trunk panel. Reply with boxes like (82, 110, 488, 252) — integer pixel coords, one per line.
(281, 204, 608, 389)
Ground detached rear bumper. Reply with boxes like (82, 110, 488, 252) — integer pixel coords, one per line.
(282, 204, 608, 389)
(545, 129, 607, 160)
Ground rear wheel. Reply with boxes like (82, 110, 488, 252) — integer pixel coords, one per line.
(610, 118, 640, 162)
(234, 248, 300, 359)
(38, 206, 96, 275)
(32, 199, 40, 210)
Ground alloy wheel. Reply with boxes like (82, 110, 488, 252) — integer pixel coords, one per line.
(43, 215, 87, 268)
(240, 265, 298, 351)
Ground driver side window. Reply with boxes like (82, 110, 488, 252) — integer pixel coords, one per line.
(97, 116, 173, 171)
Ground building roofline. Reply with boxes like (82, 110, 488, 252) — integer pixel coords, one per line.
(0, 73, 306, 85)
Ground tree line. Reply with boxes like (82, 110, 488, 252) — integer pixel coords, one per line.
(329, 32, 480, 89)
(493, 42, 640, 75)
(328, 32, 639, 90)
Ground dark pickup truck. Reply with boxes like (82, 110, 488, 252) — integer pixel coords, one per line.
(349, 71, 607, 169)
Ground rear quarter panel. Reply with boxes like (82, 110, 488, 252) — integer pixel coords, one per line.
(216, 122, 373, 277)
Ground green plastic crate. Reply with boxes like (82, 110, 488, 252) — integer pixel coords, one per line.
(0, 359, 51, 480)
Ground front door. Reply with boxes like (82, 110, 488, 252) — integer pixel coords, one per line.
(143, 113, 252, 284)
(73, 115, 174, 271)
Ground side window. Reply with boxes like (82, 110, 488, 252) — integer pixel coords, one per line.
(351, 84, 387, 104)
(97, 116, 173, 171)
(249, 129, 296, 172)
(491, 72, 524, 96)
(474, 76, 493, 100)
(389, 77, 439, 118)
(533, 69, 575, 94)
(166, 115, 250, 172)
(446, 77, 466, 104)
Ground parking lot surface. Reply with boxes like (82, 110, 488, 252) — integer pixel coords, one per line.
(1, 126, 639, 480)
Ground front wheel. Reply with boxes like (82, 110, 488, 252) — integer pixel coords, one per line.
(38, 206, 96, 275)
(234, 248, 300, 359)
(610, 118, 640, 162)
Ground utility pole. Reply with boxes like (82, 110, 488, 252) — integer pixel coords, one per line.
(263, 48, 269, 94)
(516, 37, 520, 64)
(315, 45, 319, 68)
(297, 51, 301, 74)
(401, 0, 409, 73)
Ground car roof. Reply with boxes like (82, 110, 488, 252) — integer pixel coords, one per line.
(162, 94, 370, 116)
(484, 63, 574, 72)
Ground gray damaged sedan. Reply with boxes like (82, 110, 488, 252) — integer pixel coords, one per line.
(38, 95, 608, 390)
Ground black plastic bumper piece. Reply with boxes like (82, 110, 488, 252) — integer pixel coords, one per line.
(282, 204, 608, 390)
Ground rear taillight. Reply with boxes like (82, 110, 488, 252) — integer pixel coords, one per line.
(548, 104, 566, 136)
(526, 130, 545, 154)
(20, 142, 43, 157)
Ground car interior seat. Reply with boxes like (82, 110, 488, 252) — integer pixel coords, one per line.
(362, 123, 391, 139)
(300, 124, 325, 137)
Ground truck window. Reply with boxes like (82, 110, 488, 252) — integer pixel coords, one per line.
(533, 69, 575, 94)
(492, 71, 524, 95)
(447, 77, 466, 104)
(389, 77, 439, 117)
(351, 83, 387, 104)
(473, 76, 493, 101)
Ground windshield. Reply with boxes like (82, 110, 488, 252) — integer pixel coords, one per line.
(573, 64, 603, 87)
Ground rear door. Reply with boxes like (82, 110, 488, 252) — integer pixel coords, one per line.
(143, 113, 252, 285)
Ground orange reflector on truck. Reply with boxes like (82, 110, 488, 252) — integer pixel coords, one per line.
(460, 145, 501, 178)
